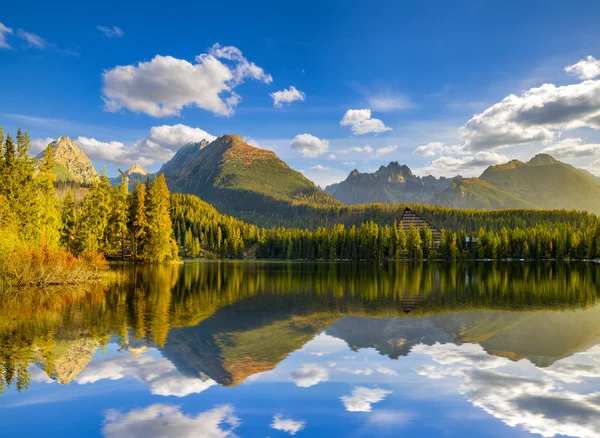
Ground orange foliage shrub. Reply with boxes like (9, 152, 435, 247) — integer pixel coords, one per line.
(1, 244, 108, 286)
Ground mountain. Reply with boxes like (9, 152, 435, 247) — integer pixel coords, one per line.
(477, 153, 600, 214)
(36, 136, 98, 184)
(431, 178, 536, 210)
(160, 134, 341, 225)
(324, 161, 454, 205)
(109, 162, 151, 187)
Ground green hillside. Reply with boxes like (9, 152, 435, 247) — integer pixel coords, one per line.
(432, 178, 536, 210)
(162, 134, 341, 227)
(53, 162, 75, 182)
(480, 154, 600, 214)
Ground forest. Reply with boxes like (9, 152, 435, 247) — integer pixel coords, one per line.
(0, 128, 178, 286)
(172, 194, 600, 261)
(2, 126, 600, 285)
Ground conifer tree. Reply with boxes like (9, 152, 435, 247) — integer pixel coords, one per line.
(142, 174, 178, 263)
(60, 189, 77, 252)
(129, 181, 149, 259)
(37, 145, 61, 247)
(110, 177, 129, 259)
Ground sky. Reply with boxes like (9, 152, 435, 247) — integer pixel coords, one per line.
(3, 0, 600, 187)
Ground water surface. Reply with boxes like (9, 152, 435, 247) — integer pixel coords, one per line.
(1, 261, 600, 437)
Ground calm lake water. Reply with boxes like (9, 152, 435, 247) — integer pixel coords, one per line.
(1, 261, 600, 437)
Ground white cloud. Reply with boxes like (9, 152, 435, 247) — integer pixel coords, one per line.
(309, 164, 330, 171)
(366, 93, 414, 112)
(339, 146, 373, 155)
(290, 363, 329, 387)
(541, 137, 600, 159)
(413, 342, 600, 438)
(16, 30, 46, 49)
(328, 154, 337, 159)
(413, 142, 469, 157)
(98, 25, 124, 38)
(102, 43, 272, 117)
(74, 124, 215, 167)
(28, 365, 54, 384)
(343, 161, 356, 166)
(340, 386, 393, 412)
(459, 80, 600, 151)
(291, 134, 329, 158)
(374, 145, 398, 157)
(565, 56, 600, 80)
(271, 414, 306, 435)
(375, 366, 398, 377)
(415, 151, 509, 177)
(339, 367, 374, 376)
(340, 109, 392, 135)
(270, 86, 306, 108)
(76, 353, 216, 397)
(103, 404, 239, 438)
(31, 137, 55, 155)
(0, 22, 13, 49)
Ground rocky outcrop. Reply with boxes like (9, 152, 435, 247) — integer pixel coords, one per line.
(37, 136, 98, 184)
(50, 338, 100, 385)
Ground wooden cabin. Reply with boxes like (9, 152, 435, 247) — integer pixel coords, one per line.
(399, 208, 442, 248)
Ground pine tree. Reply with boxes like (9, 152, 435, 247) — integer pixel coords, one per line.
(110, 177, 129, 259)
(60, 189, 77, 252)
(142, 174, 178, 263)
(37, 145, 61, 247)
(129, 181, 149, 259)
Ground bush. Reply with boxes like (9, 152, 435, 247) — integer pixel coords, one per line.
(0, 244, 108, 287)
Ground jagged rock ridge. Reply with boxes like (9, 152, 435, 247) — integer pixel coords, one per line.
(36, 136, 98, 184)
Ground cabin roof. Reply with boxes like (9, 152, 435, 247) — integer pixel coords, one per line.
(399, 208, 442, 242)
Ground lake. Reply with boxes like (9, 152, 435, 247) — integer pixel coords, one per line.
(1, 261, 600, 437)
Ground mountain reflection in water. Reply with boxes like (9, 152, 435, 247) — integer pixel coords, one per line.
(1, 261, 599, 438)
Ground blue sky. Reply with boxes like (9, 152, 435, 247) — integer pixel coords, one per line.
(3, 0, 600, 186)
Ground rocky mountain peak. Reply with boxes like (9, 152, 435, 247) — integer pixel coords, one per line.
(37, 136, 98, 184)
(127, 162, 148, 176)
(528, 153, 559, 166)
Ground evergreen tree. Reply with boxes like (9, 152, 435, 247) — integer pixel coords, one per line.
(37, 145, 61, 247)
(142, 174, 178, 263)
(129, 181, 149, 259)
(110, 177, 129, 259)
(60, 189, 77, 252)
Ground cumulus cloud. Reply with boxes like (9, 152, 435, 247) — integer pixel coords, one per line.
(270, 86, 306, 108)
(541, 137, 600, 159)
(374, 145, 398, 157)
(102, 43, 272, 117)
(291, 134, 329, 158)
(76, 353, 216, 397)
(565, 56, 600, 80)
(103, 404, 239, 438)
(339, 367, 374, 376)
(271, 414, 306, 435)
(413, 142, 469, 157)
(339, 146, 373, 154)
(340, 386, 393, 412)
(413, 342, 600, 438)
(0, 22, 13, 49)
(340, 109, 392, 135)
(74, 124, 215, 167)
(290, 363, 329, 387)
(375, 366, 398, 377)
(415, 151, 509, 177)
(309, 164, 330, 171)
(328, 154, 337, 159)
(98, 25, 124, 38)
(459, 80, 600, 151)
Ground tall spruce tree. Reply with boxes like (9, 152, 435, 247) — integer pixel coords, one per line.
(60, 189, 77, 252)
(129, 181, 148, 259)
(142, 174, 178, 263)
(37, 145, 61, 247)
